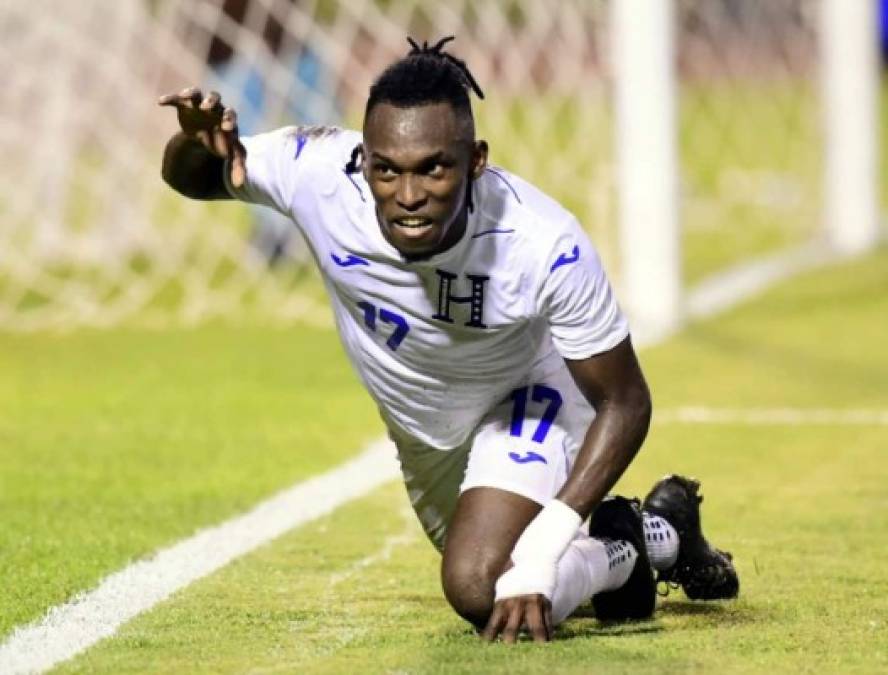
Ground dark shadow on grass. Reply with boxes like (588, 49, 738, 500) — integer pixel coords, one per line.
(655, 600, 731, 616)
(557, 616, 664, 641)
(558, 598, 763, 639)
(656, 598, 764, 626)
(434, 599, 760, 643)
(437, 618, 663, 644)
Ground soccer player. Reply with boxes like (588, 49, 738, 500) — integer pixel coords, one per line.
(159, 37, 737, 643)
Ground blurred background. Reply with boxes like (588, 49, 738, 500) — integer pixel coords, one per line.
(1, 3, 887, 666)
(1, 0, 882, 335)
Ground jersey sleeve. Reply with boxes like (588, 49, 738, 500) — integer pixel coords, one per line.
(224, 125, 360, 217)
(537, 218, 630, 360)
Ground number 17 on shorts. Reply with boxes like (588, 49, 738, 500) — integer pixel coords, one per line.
(461, 383, 573, 506)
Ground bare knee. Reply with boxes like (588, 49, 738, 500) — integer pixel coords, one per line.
(441, 551, 500, 629)
(439, 487, 541, 629)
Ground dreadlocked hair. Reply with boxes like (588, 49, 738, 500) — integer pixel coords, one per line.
(366, 36, 484, 116)
(345, 36, 484, 205)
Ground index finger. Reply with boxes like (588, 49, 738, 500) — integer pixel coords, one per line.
(157, 87, 202, 108)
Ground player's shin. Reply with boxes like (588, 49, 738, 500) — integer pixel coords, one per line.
(550, 536, 637, 624)
(494, 500, 638, 626)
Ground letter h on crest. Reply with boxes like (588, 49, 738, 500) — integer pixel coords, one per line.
(432, 269, 489, 329)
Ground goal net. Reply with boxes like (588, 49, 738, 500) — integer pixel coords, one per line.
(0, 0, 876, 332)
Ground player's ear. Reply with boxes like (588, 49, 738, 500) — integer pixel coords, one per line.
(471, 140, 488, 180)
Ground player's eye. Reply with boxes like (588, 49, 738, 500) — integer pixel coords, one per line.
(373, 164, 397, 179)
(425, 163, 446, 178)
(419, 160, 451, 179)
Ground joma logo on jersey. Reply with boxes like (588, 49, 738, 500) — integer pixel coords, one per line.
(432, 269, 489, 328)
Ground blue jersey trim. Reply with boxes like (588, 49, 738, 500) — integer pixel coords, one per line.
(485, 167, 523, 204)
(472, 228, 515, 239)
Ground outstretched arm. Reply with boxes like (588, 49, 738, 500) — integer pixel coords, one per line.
(158, 87, 247, 200)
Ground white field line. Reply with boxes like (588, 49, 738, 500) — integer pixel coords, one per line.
(684, 239, 837, 321)
(655, 406, 888, 426)
(0, 439, 400, 675)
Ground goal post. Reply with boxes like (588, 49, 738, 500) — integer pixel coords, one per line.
(821, 0, 881, 256)
(612, 0, 681, 344)
(613, 0, 882, 342)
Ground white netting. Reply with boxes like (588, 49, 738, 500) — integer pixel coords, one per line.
(0, 0, 846, 331)
(0, 0, 613, 331)
(677, 0, 823, 284)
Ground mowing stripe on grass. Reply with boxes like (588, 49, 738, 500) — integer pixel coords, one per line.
(327, 505, 419, 589)
(655, 407, 888, 426)
(0, 439, 399, 675)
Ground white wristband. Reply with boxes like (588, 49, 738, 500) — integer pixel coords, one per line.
(494, 500, 583, 602)
(512, 499, 583, 567)
(495, 560, 557, 601)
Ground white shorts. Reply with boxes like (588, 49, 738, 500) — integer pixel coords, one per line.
(387, 363, 595, 551)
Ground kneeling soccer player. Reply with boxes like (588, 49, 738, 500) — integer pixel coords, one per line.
(159, 37, 738, 642)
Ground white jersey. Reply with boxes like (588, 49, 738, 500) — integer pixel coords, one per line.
(227, 126, 629, 449)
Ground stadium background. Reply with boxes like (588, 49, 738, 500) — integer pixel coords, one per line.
(1, 0, 886, 672)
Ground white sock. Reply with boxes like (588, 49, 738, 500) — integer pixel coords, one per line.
(642, 513, 680, 571)
(550, 535, 638, 625)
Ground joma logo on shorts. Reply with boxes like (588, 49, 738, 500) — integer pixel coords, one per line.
(508, 451, 547, 465)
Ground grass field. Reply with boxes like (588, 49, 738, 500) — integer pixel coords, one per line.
(0, 323, 383, 637)
(2, 247, 886, 672)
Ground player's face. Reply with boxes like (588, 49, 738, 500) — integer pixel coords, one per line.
(362, 102, 487, 259)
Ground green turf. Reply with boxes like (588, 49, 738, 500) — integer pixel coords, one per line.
(29, 247, 884, 672)
(0, 320, 383, 638)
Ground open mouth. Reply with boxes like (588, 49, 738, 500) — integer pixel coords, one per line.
(391, 217, 435, 237)
(393, 217, 433, 229)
